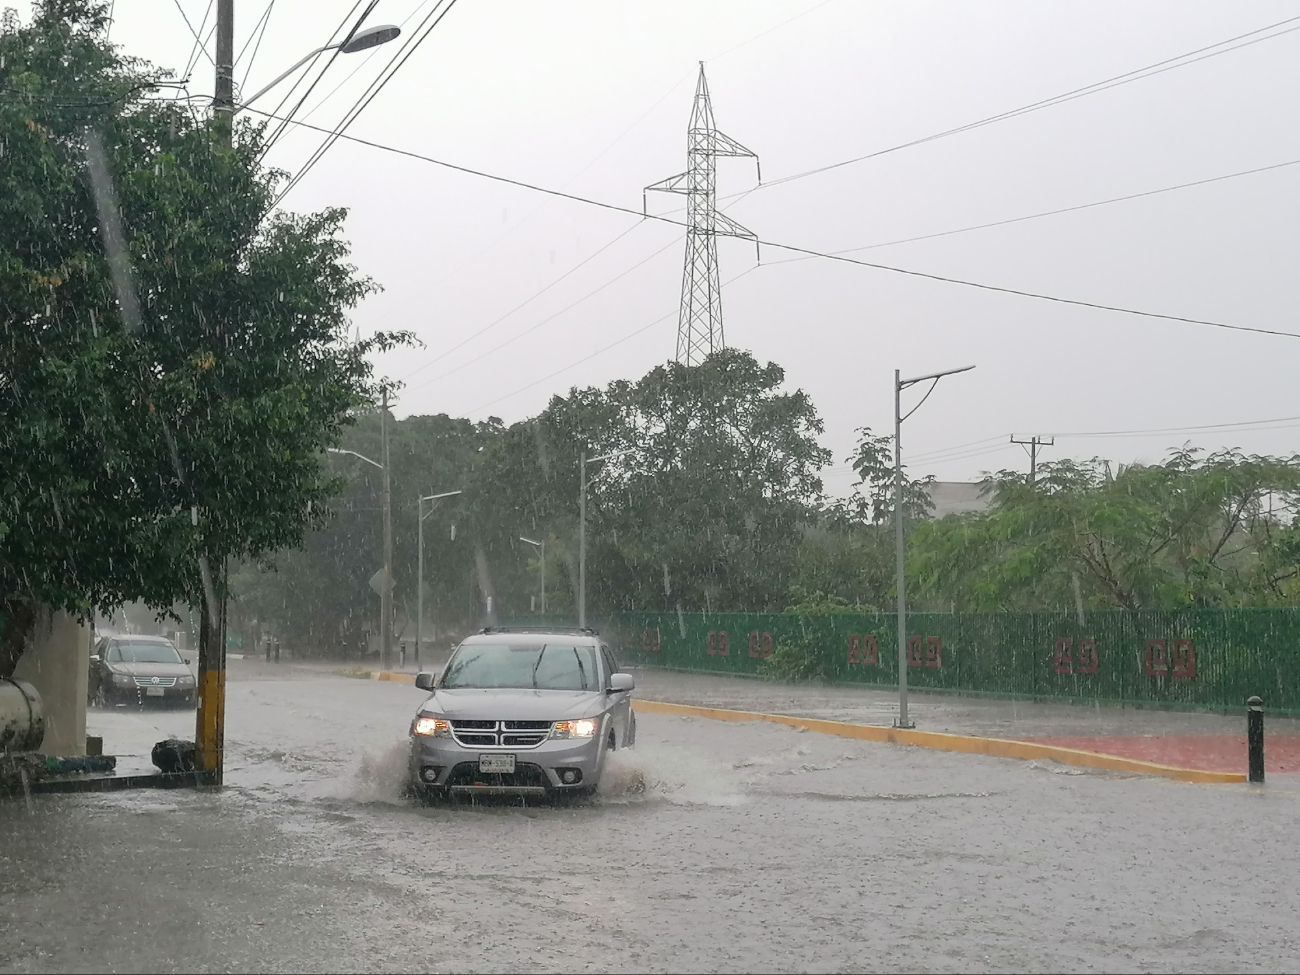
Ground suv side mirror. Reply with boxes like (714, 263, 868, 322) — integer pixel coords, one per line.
(89, 654, 99, 663)
(606, 672, 634, 694)
(414, 672, 437, 691)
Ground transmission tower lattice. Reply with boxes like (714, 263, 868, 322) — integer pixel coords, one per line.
(645, 63, 760, 365)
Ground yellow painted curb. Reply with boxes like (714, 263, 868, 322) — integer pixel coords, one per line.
(375, 671, 416, 684)
(631, 699, 1247, 784)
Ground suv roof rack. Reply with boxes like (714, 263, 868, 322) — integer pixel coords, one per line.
(479, 626, 599, 636)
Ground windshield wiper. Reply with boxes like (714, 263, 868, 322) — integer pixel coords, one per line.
(531, 645, 549, 688)
(572, 647, 588, 690)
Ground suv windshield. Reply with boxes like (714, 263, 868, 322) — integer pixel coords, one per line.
(442, 643, 598, 691)
(109, 642, 183, 664)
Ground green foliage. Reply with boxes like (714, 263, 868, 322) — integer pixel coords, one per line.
(0, 2, 402, 666)
(910, 449, 1300, 611)
(760, 587, 857, 682)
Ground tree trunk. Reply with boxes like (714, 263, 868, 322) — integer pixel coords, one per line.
(0, 597, 37, 680)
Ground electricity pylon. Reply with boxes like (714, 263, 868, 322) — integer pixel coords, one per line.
(645, 63, 759, 365)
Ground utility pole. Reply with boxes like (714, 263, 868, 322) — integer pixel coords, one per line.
(893, 364, 975, 729)
(893, 370, 907, 729)
(381, 388, 393, 672)
(578, 452, 587, 629)
(195, 0, 235, 786)
(1010, 434, 1054, 485)
(213, 1, 234, 147)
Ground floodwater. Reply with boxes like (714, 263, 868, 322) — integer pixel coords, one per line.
(3, 663, 1300, 973)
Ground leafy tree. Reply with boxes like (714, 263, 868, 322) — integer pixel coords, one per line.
(0, 2, 400, 673)
(909, 449, 1300, 611)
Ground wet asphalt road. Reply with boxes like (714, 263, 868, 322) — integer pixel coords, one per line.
(3, 665, 1300, 973)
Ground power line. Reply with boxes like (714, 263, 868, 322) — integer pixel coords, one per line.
(706, 0, 839, 62)
(274, 0, 462, 205)
(297, 0, 440, 124)
(260, 0, 368, 155)
(236, 0, 276, 92)
(732, 14, 1300, 197)
(247, 112, 1300, 342)
(422, 66, 698, 292)
(764, 155, 1300, 262)
(174, 0, 215, 70)
(464, 265, 763, 415)
(907, 414, 1300, 470)
(405, 233, 684, 393)
(1057, 414, 1300, 439)
(398, 221, 648, 383)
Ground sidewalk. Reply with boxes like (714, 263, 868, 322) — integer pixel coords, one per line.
(627, 667, 1300, 774)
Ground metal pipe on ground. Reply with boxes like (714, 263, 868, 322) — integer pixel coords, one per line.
(0, 678, 44, 752)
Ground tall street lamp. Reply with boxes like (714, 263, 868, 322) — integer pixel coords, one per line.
(578, 450, 630, 629)
(893, 364, 975, 729)
(520, 536, 546, 614)
(233, 24, 402, 113)
(417, 489, 463, 667)
(327, 444, 391, 669)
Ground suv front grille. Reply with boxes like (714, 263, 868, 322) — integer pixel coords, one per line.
(449, 719, 551, 748)
(133, 677, 177, 687)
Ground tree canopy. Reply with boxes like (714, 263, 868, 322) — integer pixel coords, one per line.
(1, 2, 402, 672)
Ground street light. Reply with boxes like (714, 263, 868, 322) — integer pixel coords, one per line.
(892, 364, 975, 729)
(520, 536, 546, 615)
(234, 24, 401, 113)
(416, 490, 463, 667)
(578, 449, 631, 629)
(326, 443, 392, 670)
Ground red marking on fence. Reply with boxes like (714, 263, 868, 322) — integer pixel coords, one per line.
(1077, 638, 1099, 674)
(1054, 638, 1073, 675)
(749, 631, 773, 659)
(847, 634, 862, 665)
(925, 636, 942, 668)
(1144, 639, 1169, 676)
(907, 636, 924, 668)
(1173, 638, 1196, 679)
(863, 634, 878, 666)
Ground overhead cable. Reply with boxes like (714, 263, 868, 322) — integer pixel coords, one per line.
(248, 110, 1300, 342)
(732, 14, 1300, 197)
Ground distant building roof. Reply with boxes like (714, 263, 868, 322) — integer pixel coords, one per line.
(926, 481, 992, 517)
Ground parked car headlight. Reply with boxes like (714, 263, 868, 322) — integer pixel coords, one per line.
(113, 674, 133, 686)
(550, 717, 599, 739)
(177, 675, 195, 686)
(412, 715, 451, 738)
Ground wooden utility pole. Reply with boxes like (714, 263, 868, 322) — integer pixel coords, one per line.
(195, 0, 235, 786)
(1010, 434, 1054, 485)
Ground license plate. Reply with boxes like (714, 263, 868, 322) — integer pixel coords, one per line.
(479, 754, 515, 774)
(146, 686, 165, 697)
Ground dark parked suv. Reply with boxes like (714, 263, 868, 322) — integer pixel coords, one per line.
(89, 634, 197, 707)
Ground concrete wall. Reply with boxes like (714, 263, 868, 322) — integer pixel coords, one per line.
(13, 608, 88, 756)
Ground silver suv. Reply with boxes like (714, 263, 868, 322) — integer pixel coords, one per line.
(408, 627, 636, 800)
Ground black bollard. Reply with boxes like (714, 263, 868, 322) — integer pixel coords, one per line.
(1247, 695, 1265, 783)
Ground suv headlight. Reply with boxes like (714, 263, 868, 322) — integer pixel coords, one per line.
(178, 675, 195, 686)
(412, 715, 452, 738)
(113, 674, 133, 686)
(550, 717, 599, 739)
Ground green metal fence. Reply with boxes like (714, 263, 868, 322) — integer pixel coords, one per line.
(562, 609, 1300, 713)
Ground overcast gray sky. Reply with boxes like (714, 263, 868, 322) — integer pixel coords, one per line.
(104, 0, 1300, 492)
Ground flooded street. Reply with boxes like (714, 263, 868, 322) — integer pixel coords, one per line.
(2, 663, 1299, 973)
